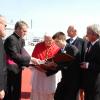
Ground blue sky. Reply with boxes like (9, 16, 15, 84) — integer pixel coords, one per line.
(0, 0, 100, 37)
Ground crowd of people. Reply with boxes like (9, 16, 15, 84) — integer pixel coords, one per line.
(0, 14, 100, 100)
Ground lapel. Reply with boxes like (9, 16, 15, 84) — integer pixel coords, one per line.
(64, 45, 74, 56)
(72, 37, 79, 45)
(85, 40, 100, 61)
(68, 37, 79, 48)
(86, 42, 92, 53)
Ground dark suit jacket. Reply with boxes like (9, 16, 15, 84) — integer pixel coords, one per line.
(46, 44, 81, 85)
(83, 40, 100, 90)
(0, 38, 7, 91)
(59, 45, 81, 86)
(4, 33, 31, 73)
(66, 37, 85, 61)
(67, 37, 86, 87)
(46, 44, 81, 100)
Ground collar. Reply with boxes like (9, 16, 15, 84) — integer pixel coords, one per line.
(69, 35, 77, 44)
(13, 32, 21, 39)
(91, 39, 99, 46)
(72, 35, 77, 41)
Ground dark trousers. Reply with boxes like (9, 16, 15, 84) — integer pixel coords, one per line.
(54, 82, 79, 100)
(4, 70, 22, 100)
(84, 88, 100, 100)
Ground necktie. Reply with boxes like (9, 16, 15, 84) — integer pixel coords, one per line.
(69, 38, 73, 45)
(87, 42, 92, 53)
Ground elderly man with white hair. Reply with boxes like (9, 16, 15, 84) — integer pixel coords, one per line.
(80, 24, 100, 100)
(30, 33, 60, 100)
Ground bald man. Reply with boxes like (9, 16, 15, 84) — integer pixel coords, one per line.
(67, 25, 85, 100)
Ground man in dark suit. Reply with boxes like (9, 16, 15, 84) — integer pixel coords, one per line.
(66, 25, 85, 100)
(80, 24, 100, 100)
(66, 25, 85, 63)
(0, 15, 7, 99)
(4, 21, 31, 100)
(47, 32, 81, 100)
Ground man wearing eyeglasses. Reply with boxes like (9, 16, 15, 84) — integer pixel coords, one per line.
(0, 15, 7, 99)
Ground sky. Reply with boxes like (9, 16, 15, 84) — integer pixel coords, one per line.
(0, 0, 100, 38)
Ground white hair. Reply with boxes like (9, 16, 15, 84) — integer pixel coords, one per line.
(87, 24, 100, 36)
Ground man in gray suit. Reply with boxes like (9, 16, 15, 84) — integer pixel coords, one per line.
(0, 15, 7, 99)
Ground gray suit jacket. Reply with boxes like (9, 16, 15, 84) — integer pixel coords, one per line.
(0, 38, 7, 91)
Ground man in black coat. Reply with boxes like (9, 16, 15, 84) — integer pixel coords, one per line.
(46, 32, 81, 100)
(80, 24, 100, 100)
(4, 21, 31, 100)
(66, 25, 85, 65)
(0, 15, 7, 99)
(66, 25, 85, 99)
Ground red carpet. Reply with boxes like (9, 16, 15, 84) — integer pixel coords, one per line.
(21, 68, 32, 100)
(20, 66, 62, 100)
